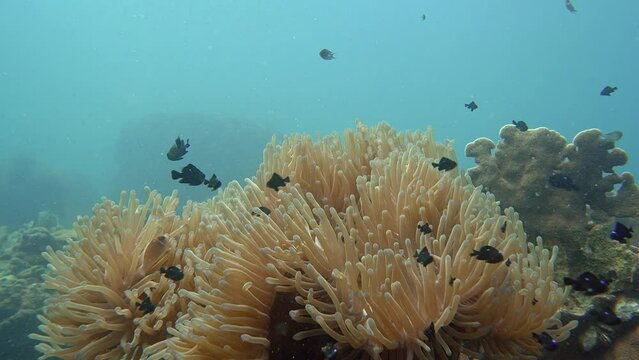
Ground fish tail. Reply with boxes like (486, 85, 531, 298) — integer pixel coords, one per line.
(160, 267, 166, 273)
(171, 170, 181, 180)
(432, 162, 438, 168)
(563, 277, 575, 286)
(470, 250, 479, 257)
(284, 176, 290, 183)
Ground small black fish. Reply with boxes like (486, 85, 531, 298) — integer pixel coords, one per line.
(414, 246, 434, 267)
(251, 206, 272, 216)
(432, 157, 457, 171)
(505, 258, 512, 267)
(533, 332, 558, 351)
(600, 86, 617, 96)
(548, 172, 578, 191)
(171, 164, 207, 186)
(465, 101, 478, 111)
(424, 322, 436, 341)
(422, 14, 426, 21)
(565, 0, 577, 14)
(563, 271, 609, 295)
(449, 276, 456, 285)
(500, 221, 507, 233)
(319, 49, 335, 60)
(166, 137, 190, 161)
(601, 131, 623, 142)
(592, 307, 622, 326)
(206, 174, 222, 191)
(160, 266, 184, 281)
(512, 120, 528, 132)
(321, 342, 338, 359)
(417, 222, 432, 234)
(266, 172, 290, 191)
(470, 245, 504, 264)
(136, 296, 156, 315)
(610, 221, 633, 244)
(532, 297, 538, 306)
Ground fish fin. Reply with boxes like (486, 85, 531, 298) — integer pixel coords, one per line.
(563, 277, 575, 286)
(284, 176, 290, 183)
(470, 250, 479, 257)
(160, 267, 166, 273)
(171, 170, 181, 179)
(432, 162, 438, 167)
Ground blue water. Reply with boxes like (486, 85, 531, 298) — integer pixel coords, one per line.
(1, 0, 637, 225)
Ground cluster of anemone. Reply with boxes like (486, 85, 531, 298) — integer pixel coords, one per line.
(31, 121, 577, 360)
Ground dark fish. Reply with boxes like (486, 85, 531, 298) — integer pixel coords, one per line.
(600, 86, 617, 96)
(266, 172, 290, 191)
(422, 14, 426, 21)
(321, 342, 338, 359)
(610, 222, 633, 244)
(563, 271, 609, 295)
(505, 258, 512, 267)
(470, 245, 504, 264)
(251, 206, 272, 216)
(171, 164, 207, 186)
(565, 0, 577, 14)
(601, 131, 623, 142)
(449, 276, 456, 285)
(432, 157, 457, 171)
(417, 222, 432, 234)
(424, 322, 435, 341)
(166, 137, 190, 161)
(548, 172, 578, 191)
(465, 101, 478, 111)
(501, 221, 507, 233)
(319, 49, 335, 60)
(512, 120, 528, 131)
(532, 297, 538, 306)
(206, 174, 222, 191)
(136, 296, 156, 315)
(533, 332, 558, 351)
(160, 266, 184, 281)
(414, 246, 434, 267)
(592, 307, 622, 326)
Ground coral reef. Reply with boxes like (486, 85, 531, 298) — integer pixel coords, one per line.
(0, 221, 72, 360)
(465, 125, 639, 239)
(466, 125, 639, 358)
(32, 122, 576, 359)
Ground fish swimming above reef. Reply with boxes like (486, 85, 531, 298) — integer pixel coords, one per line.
(166, 136, 190, 161)
(470, 245, 504, 264)
(464, 101, 478, 111)
(417, 222, 432, 234)
(564, 271, 609, 295)
(136, 295, 156, 315)
(206, 174, 222, 191)
(592, 307, 622, 326)
(512, 120, 528, 131)
(601, 130, 623, 142)
(266, 172, 290, 191)
(533, 332, 558, 351)
(600, 86, 617, 96)
(319, 49, 335, 60)
(160, 266, 184, 281)
(565, 0, 577, 13)
(610, 221, 633, 244)
(414, 246, 434, 267)
(432, 157, 457, 171)
(171, 164, 207, 186)
(548, 172, 579, 191)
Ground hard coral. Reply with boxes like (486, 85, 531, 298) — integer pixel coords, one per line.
(465, 125, 639, 238)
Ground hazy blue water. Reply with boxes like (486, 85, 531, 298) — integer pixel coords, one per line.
(1, 0, 638, 226)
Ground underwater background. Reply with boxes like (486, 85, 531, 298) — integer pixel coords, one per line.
(0, 0, 638, 359)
